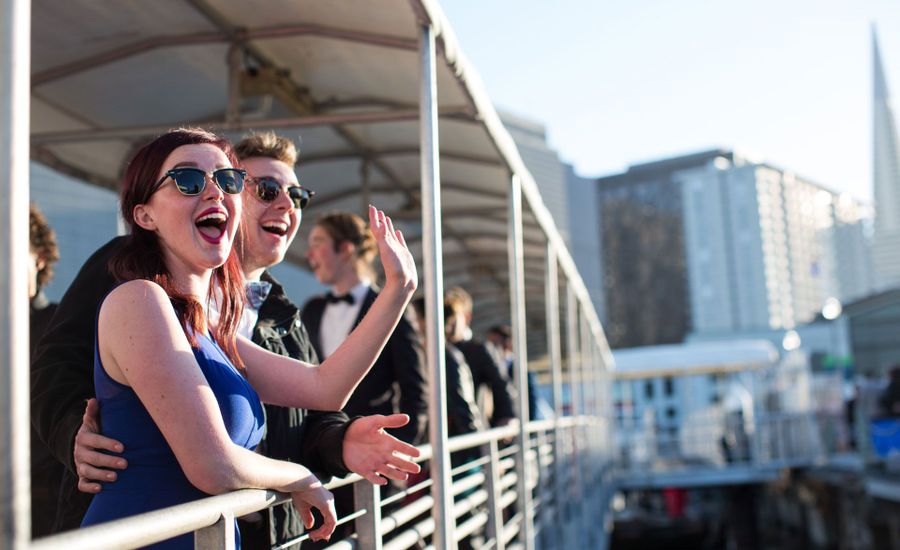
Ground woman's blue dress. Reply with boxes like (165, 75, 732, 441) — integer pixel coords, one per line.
(82, 315, 265, 549)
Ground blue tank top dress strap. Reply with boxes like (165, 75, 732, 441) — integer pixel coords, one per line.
(82, 293, 265, 549)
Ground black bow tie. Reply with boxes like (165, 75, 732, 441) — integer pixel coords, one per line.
(325, 292, 355, 305)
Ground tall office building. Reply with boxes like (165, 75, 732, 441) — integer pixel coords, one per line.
(597, 150, 874, 345)
(681, 157, 871, 335)
(501, 112, 570, 243)
(597, 150, 731, 347)
(566, 164, 605, 323)
(871, 28, 900, 290)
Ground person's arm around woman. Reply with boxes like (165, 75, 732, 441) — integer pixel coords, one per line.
(241, 205, 418, 412)
(98, 281, 337, 541)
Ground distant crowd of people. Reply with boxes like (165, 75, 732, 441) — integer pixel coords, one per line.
(26, 128, 538, 549)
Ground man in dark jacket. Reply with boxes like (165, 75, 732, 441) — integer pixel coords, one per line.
(31, 132, 419, 547)
(444, 287, 517, 427)
(28, 203, 63, 538)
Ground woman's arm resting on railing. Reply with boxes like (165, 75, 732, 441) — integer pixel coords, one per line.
(99, 281, 337, 541)
(242, 205, 418, 411)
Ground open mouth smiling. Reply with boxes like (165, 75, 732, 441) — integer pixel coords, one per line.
(195, 209, 228, 243)
(261, 220, 289, 237)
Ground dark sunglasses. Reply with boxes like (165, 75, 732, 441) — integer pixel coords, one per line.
(249, 177, 315, 210)
(151, 167, 246, 197)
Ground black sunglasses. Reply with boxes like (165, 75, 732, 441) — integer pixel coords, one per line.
(249, 177, 315, 210)
(151, 167, 246, 197)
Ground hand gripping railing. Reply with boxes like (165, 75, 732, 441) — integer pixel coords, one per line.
(30, 415, 610, 550)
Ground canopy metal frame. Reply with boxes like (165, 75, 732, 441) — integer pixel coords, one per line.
(4, 1, 614, 548)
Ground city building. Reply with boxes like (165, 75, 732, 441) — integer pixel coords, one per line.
(501, 111, 570, 243)
(596, 149, 733, 348)
(596, 150, 875, 347)
(871, 28, 900, 291)
(566, 163, 605, 323)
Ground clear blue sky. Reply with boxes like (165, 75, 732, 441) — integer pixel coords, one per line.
(441, 0, 900, 201)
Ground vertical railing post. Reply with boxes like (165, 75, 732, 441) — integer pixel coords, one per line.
(565, 287, 582, 546)
(1, 0, 31, 547)
(578, 312, 593, 546)
(418, 21, 453, 550)
(508, 174, 534, 550)
(482, 440, 505, 550)
(535, 428, 552, 550)
(545, 245, 565, 550)
(354, 482, 383, 550)
(194, 513, 236, 550)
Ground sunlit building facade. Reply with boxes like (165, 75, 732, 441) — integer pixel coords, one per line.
(596, 149, 874, 346)
(871, 29, 900, 290)
(682, 155, 873, 334)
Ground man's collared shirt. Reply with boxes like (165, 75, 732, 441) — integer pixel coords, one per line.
(320, 280, 371, 358)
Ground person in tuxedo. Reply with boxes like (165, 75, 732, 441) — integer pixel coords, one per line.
(302, 212, 428, 544)
(302, 212, 428, 445)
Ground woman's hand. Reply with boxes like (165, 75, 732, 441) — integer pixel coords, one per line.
(369, 205, 417, 297)
(291, 482, 337, 542)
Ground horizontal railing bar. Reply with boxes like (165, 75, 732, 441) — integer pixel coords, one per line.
(32, 488, 280, 550)
(455, 511, 489, 541)
(322, 534, 357, 550)
(31, 415, 601, 550)
(380, 494, 434, 536)
(449, 454, 492, 477)
(446, 424, 519, 452)
(380, 476, 433, 507)
(452, 472, 486, 497)
(381, 515, 435, 550)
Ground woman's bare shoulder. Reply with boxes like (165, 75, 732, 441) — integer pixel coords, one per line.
(100, 279, 171, 322)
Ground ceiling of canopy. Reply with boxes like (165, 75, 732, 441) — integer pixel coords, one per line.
(29, 0, 607, 362)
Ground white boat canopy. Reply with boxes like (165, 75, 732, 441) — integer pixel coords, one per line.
(612, 340, 780, 380)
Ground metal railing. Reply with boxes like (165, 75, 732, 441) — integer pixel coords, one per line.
(614, 410, 825, 486)
(31, 417, 611, 550)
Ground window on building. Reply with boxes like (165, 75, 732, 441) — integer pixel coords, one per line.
(645, 381, 654, 399)
(666, 407, 677, 419)
(664, 377, 674, 396)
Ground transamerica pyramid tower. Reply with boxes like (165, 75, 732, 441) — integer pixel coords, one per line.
(871, 27, 900, 289)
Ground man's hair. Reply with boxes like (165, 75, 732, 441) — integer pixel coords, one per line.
(235, 131, 298, 166)
(445, 286, 473, 316)
(315, 211, 377, 267)
(487, 324, 511, 341)
(29, 203, 59, 291)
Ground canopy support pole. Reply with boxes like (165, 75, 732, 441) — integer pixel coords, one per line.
(419, 22, 453, 550)
(545, 244, 566, 546)
(508, 174, 534, 550)
(0, 0, 31, 547)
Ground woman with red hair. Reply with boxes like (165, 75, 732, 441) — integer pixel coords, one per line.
(80, 128, 418, 548)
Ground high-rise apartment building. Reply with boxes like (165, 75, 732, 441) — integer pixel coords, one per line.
(596, 150, 731, 347)
(597, 150, 874, 345)
(871, 28, 900, 290)
(681, 157, 871, 335)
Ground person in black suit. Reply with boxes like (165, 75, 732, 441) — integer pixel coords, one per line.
(444, 287, 517, 427)
(302, 212, 428, 545)
(302, 212, 428, 445)
(28, 203, 64, 538)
